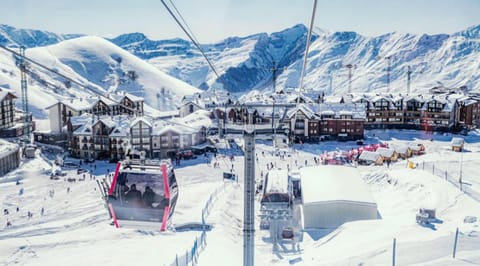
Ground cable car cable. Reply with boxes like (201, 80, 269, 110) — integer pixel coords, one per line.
(159, 0, 221, 79)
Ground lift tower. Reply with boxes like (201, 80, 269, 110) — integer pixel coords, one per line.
(19, 46, 30, 144)
(243, 114, 256, 266)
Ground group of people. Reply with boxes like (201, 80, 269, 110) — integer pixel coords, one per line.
(3, 206, 45, 228)
(123, 184, 162, 208)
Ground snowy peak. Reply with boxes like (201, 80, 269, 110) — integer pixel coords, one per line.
(110, 32, 148, 46)
(0, 33, 200, 121)
(454, 24, 480, 39)
(0, 24, 81, 48)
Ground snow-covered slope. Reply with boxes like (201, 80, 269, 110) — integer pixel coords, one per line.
(0, 35, 200, 120)
(2, 131, 480, 265)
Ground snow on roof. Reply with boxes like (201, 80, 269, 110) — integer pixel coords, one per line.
(286, 104, 315, 119)
(73, 120, 93, 135)
(130, 117, 152, 128)
(324, 95, 344, 103)
(370, 95, 391, 103)
(155, 124, 182, 135)
(97, 117, 117, 129)
(124, 92, 144, 102)
(0, 139, 19, 158)
(62, 97, 98, 111)
(173, 109, 212, 129)
(70, 113, 93, 126)
(0, 88, 16, 102)
(358, 151, 382, 161)
(404, 95, 425, 103)
(265, 169, 290, 194)
(408, 143, 422, 151)
(391, 145, 410, 154)
(376, 147, 395, 157)
(315, 103, 366, 119)
(300, 165, 376, 205)
(451, 137, 465, 146)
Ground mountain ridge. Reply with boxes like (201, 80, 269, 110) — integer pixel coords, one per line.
(1, 23, 479, 99)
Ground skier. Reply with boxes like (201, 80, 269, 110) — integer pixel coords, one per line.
(41, 207, 45, 216)
(6, 219, 11, 228)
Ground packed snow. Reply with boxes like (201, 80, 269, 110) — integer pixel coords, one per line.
(1, 130, 480, 265)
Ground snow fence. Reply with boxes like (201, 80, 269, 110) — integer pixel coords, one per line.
(170, 182, 230, 266)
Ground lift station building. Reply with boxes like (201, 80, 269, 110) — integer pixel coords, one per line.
(300, 165, 378, 229)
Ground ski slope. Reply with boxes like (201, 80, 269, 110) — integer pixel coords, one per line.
(1, 130, 480, 265)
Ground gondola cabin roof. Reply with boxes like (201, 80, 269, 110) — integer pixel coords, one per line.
(120, 159, 173, 174)
(265, 169, 290, 194)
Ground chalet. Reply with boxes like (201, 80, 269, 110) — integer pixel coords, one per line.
(404, 95, 425, 129)
(0, 89, 16, 130)
(129, 117, 152, 156)
(451, 137, 464, 152)
(46, 93, 144, 133)
(421, 96, 456, 131)
(392, 145, 412, 159)
(366, 95, 391, 128)
(285, 105, 317, 143)
(376, 147, 398, 162)
(179, 94, 205, 118)
(408, 143, 424, 155)
(357, 151, 383, 165)
(455, 95, 480, 129)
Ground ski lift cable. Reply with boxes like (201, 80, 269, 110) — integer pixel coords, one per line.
(292, 0, 318, 139)
(0, 44, 140, 115)
(159, 0, 221, 79)
(297, 0, 318, 99)
(1, 45, 203, 133)
(167, 0, 202, 46)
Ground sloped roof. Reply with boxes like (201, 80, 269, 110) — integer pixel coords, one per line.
(391, 145, 410, 154)
(265, 169, 289, 194)
(300, 165, 376, 205)
(451, 137, 464, 146)
(376, 147, 395, 158)
(358, 151, 382, 161)
(130, 117, 152, 128)
(0, 89, 17, 102)
(286, 104, 315, 119)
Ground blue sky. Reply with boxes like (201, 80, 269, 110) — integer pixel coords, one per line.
(2, 0, 480, 42)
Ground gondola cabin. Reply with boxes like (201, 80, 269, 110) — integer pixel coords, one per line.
(106, 159, 178, 231)
(261, 169, 293, 207)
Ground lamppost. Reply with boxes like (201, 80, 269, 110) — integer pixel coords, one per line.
(459, 147, 463, 191)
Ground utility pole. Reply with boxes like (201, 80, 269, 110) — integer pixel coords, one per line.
(345, 64, 355, 94)
(19, 46, 30, 145)
(270, 61, 279, 155)
(407, 65, 412, 95)
(386, 56, 392, 92)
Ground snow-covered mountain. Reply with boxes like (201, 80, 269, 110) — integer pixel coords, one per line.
(1, 23, 479, 122)
(112, 24, 313, 93)
(0, 34, 200, 121)
(0, 24, 82, 48)
(112, 24, 480, 95)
